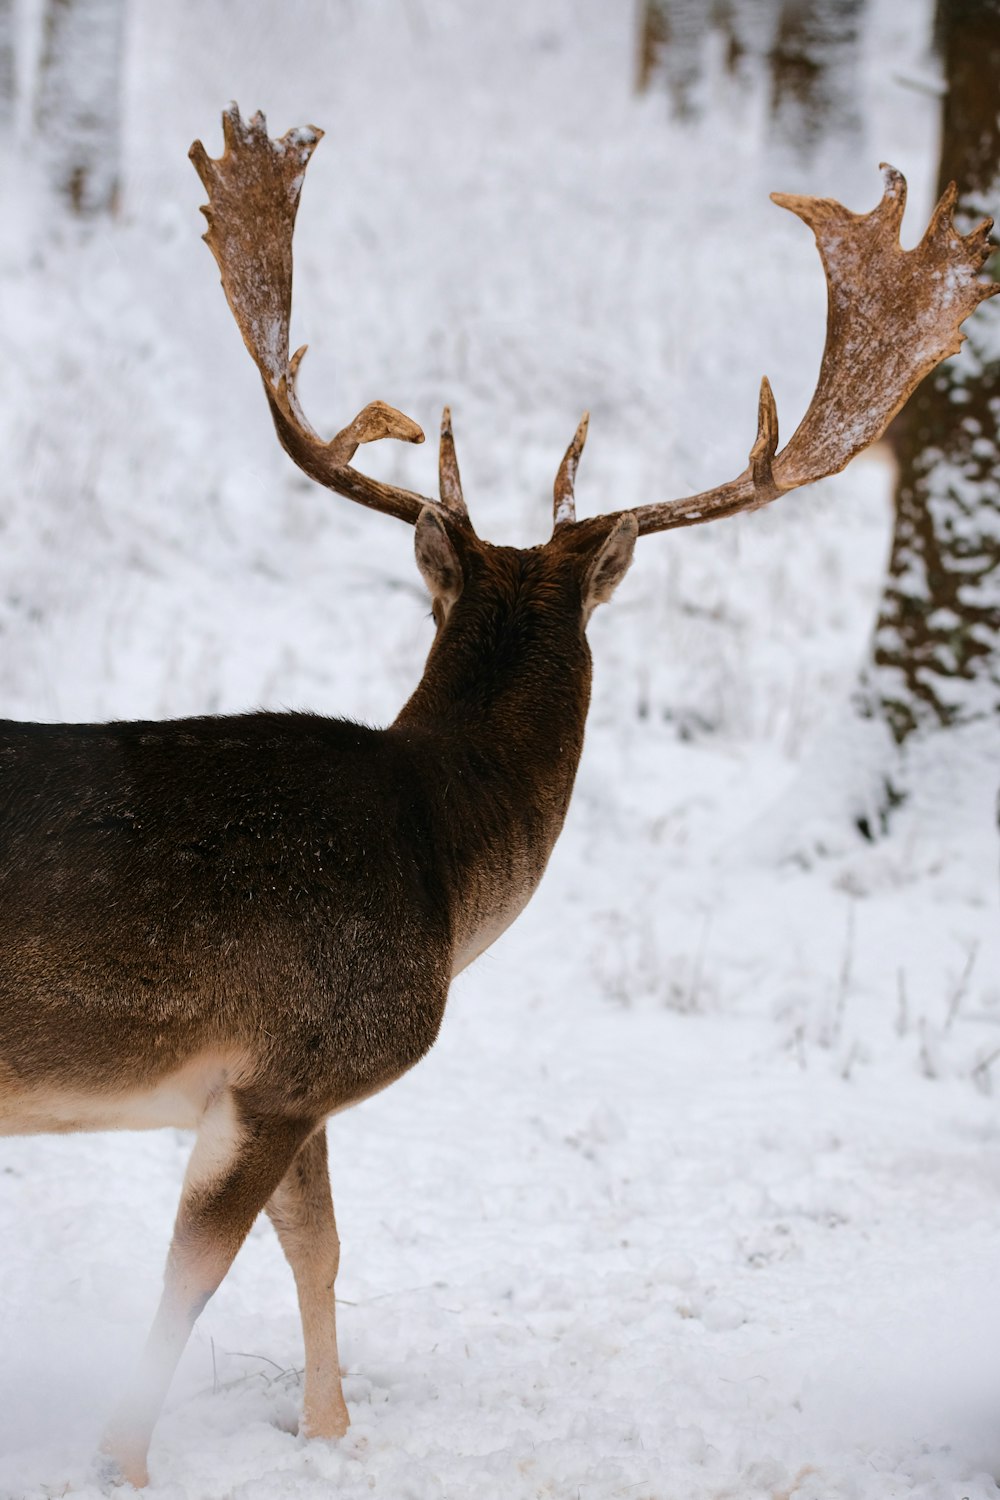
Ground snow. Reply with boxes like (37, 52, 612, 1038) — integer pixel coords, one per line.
(1, 1, 999, 1497)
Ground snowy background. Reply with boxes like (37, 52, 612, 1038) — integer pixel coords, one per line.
(1, 1, 1000, 1497)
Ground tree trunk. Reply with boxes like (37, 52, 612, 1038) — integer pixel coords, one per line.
(861, 0, 1000, 752)
(0, 0, 15, 129)
(636, 0, 865, 160)
(635, 0, 714, 116)
(767, 0, 865, 158)
(33, 0, 127, 216)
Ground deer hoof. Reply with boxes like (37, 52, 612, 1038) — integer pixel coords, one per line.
(302, 1400, 350, 1441)
(94, 1442, 149, 1491)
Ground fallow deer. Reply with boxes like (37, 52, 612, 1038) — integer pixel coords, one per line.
(1, 104, 995, 1487)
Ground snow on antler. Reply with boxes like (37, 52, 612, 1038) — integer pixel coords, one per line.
(630, 166, 998, 536)
(192, 115, 996, 542)
(190, 104, 320, 389)
(772, 165, 997, 487)
(190, 104, 432, 526)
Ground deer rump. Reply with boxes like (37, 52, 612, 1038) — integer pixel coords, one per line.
(0, 711, 452, 1136)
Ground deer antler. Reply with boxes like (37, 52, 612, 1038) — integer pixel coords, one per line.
(628, 165, 998, 536)
(190, 105, 440, 526)
(553, 413, 590, 530)
(193, 114, 996, 544)
(438, 407, 468, 516)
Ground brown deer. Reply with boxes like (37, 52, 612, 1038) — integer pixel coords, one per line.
(1, 104, 994, 1488)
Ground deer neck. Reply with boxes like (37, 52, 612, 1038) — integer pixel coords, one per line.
(392, 605, 592, 974)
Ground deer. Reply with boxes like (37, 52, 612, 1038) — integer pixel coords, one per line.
(0, 103, 995, 1488)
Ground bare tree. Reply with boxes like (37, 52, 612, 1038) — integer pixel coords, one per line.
(636, 0, 711, 115)
(767, 0, 865, 157)
(0, 0, 15, 129)
(637, 0, 865, 158)
(33, 0, 127, 215)
(857, 0, 999, 792)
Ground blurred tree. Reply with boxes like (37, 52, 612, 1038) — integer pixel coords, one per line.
(636, 0, 764, 115)
(636, 0, 707, 115)
(636, 0, 865, 162)
(33, 0, 126, 215)
(0, 0, 14, 128)
(856, 0, 999, 820)
(767, 0, 864, 156)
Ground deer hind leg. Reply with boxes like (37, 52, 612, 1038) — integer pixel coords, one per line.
(265, 1126, 350, 1441)
(99, 1092, 312, 1489)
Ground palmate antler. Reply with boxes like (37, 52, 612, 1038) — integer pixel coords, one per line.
(622, 167, 999, 536)
(189, 107, 449, 526)
(191, 107, 997, 538)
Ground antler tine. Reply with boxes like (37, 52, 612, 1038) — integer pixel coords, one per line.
(190, 104, 434, 527)
(626, 164, 998, 537)
(438, 407, 468, 517)
(553, 412, 589, 530)
(748, 376, 779, 500)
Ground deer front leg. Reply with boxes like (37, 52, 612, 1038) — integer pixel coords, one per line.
(265, 1127, 350, 1441)
(99, 1095, 311, 1488)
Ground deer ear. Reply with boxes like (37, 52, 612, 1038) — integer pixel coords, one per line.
(582, 514, 638, 614)
(414, 506, 464, 605)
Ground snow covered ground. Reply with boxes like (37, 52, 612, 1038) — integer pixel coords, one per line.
(1, 2, 999, 1496)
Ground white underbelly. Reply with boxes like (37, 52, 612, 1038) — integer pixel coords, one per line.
(451, 886, 535, 976)
(0, 1052, 243, 1137)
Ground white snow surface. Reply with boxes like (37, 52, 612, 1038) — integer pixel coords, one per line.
(2, 2, 1000, 1497)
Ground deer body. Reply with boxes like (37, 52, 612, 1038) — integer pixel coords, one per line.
(0, 527, 614, 1483)
(2, 103, 994, 1486)
(0, 713, 447, 1134)
(0, 538, 597, 1137)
